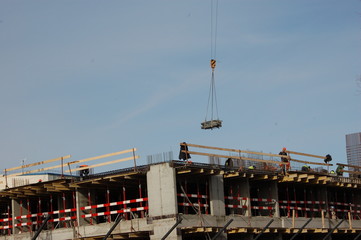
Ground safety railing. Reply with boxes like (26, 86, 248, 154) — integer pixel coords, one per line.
(225, 196, 276, 216)
(80, 197, 148, 221)
(177, 193, 209, 215)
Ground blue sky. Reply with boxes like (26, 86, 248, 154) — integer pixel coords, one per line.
(0, 1, 360, 172)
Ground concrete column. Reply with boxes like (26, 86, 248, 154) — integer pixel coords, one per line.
(239, 178, 251, 217)
(209, 174, 227, 239)
(255, 181, 279, 217)
(147, 163, 180, 240)
(270, 181, 280, 217)
(209, 174, 225, 216)
(319, 187, 329, 219)
(12, 198, 20, 234)
(76, 189, 90, 226)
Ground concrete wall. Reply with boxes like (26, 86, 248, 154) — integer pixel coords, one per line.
(146, 163, 181, 239)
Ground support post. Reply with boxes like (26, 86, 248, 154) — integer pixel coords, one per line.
(289, 218, 312, 240)
(31, 214, 51, 240)
(253, 219, 274, 240)
(161, 217, 182, 240)
(322, 219, 345, 240)
(102, 214, 123, 240)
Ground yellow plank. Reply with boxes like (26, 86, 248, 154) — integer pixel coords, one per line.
(66, 156, 139, 172)
(5, 155, 71, 172)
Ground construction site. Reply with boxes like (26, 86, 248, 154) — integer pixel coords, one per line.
(0, 143, 361, 240)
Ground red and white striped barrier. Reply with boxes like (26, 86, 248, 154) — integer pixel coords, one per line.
(81, 206, 148, 218)
(329, 201, 361, 208)
(225, 204, 247, 209)
(251, 206, 274, 210)
(81, 197, 148, 211)
(0, 225, 12, 230)
(280, 206, 320, 212)
(0, 217, 12, 223)
(178, 193, 208, 199)
(178, 203, 209, 207)
(225, 196, 248, 201)
(14, 208, 77, 220)
(279, 200, 325, 205)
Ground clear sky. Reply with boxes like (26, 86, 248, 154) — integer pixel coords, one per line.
(1, 1, 360, 172)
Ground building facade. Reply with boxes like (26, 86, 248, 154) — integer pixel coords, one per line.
(346, 132, 361, 167)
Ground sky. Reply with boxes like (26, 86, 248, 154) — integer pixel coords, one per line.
(0, 0, 360, 173)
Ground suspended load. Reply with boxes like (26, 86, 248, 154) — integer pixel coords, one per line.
(201, 59, 222, 130)
(201, 0, 223, 130)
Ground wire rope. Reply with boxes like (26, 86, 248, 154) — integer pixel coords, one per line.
(204, 0, 220, 123)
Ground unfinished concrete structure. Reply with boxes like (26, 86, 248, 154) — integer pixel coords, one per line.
(1, 143, 361, 240)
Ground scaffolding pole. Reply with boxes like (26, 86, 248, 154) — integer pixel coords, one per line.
(322, 219, 345, 240)
(161, 216, 183, 240)
(253, 219, 274, 240)
(31, 214, 51, 240)
(102, 214, 123, 240)
(211, 219, 234, 240)
(289, 218, 312, 240)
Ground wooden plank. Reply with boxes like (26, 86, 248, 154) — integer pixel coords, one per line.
(185, 150, 285, 165)
(181, 143, 290, 159)
(288, 158, 332, 166)
(67, 148, 136, 166)
(65, 155, 139, 172)
(286, 150, 325, 159)
(6, 149, 136, 177)
(341, 170, 361, 174)
(5, 155, 71, 172)
(337, 163, 361, 169)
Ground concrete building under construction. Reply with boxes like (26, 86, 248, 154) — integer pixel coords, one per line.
(1, 143, 361, 240)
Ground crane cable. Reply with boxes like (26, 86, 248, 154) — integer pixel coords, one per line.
(205, 0, 220, 122)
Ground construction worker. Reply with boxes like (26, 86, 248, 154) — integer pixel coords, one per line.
(79, 165, 90, 177)
(248, 165, 256, 170)
(336, 165, 344, 176)
(324, 154, 332, 164)
(225, 158, 233, 171)
(330, 170, 335, 174)
(301, 165, 310, 172)
(179, 142, 191, 161)
(279, 147, 290, 175)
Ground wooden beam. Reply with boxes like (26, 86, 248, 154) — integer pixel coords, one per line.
(67, 148, 136, 166)
(286, 150, 325, 159)
(5, 155, 71, 172)
(180, 143, 289, 159)
(337, 163, 361, 169)
(65, 155, 139, 172)
(289, 158, 332, 166)
(185, 150, 285, 166)
(181, 143, 331, 166)
(341, 170, 361, 174)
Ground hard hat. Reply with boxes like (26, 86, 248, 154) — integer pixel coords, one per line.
(282, 147, 287, 151)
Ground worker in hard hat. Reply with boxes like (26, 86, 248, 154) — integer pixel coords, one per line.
(279, 147, 290, 175)
(301, 165, 311, 172)
(248, 165, 256, 170)
(336, 165, 344, 176)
